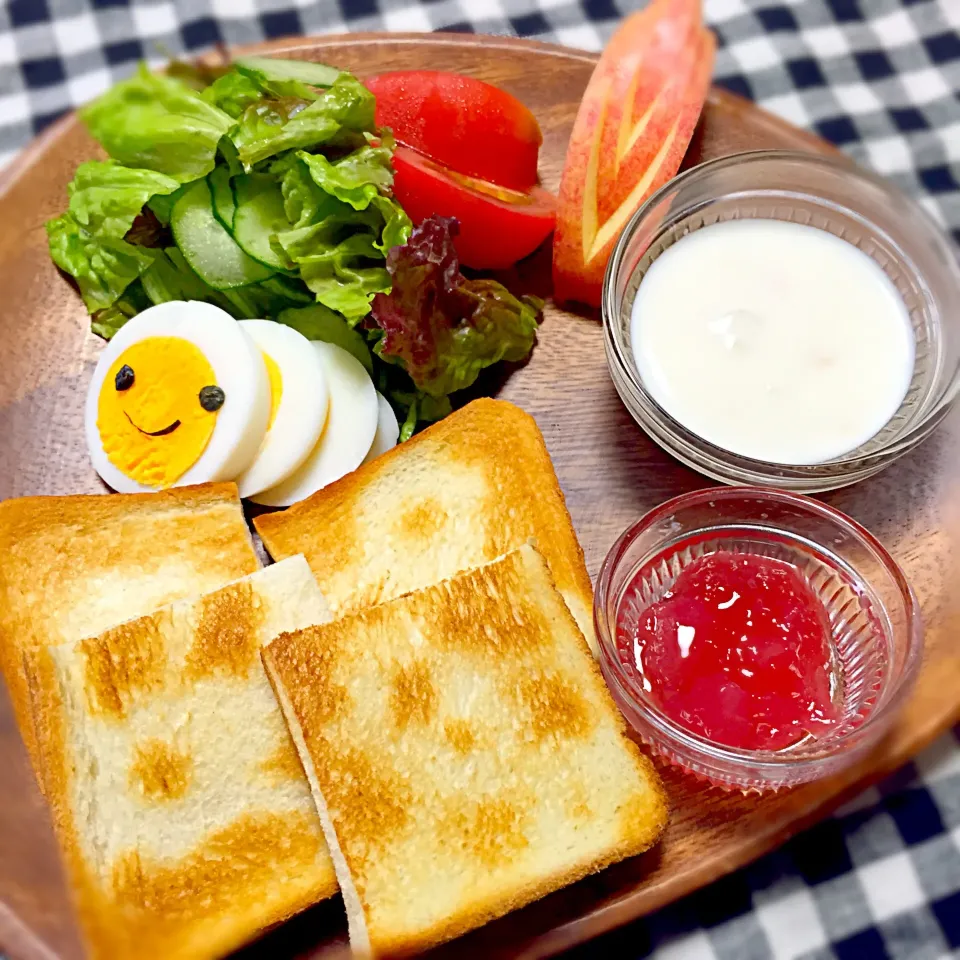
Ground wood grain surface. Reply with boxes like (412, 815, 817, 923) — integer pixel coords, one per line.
(0, 32, 957, 960)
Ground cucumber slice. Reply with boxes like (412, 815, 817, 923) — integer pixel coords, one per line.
(170, 179, 274, 290)
(232, 176, 297, 273)
(234, 56, 341, 89)
(208, 166, 236, 231)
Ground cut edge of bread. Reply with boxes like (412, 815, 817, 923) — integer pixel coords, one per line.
(24, 640, 114, 957)
(262, 651, 373, 957)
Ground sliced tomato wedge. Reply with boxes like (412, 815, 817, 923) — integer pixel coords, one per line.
(366, 70, 543, 191)
(390, 146, 556, 270)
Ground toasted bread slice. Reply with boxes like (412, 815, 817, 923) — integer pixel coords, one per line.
(0, 483, 260, 768)
(254, 398, 597, 653)
(263, 545, 667, 957)
(26, 556, 338, 960)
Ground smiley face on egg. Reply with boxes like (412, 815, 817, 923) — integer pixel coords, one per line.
(85, 302, 271, 493)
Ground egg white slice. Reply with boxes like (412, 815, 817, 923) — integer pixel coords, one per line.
(251, 342, 378, 507)
(85, 301, 270, 493)
(235, 320, 329, 498)
(362, 392, 400, 465)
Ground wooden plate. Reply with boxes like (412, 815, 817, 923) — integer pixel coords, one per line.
(1, 32, 958, 960)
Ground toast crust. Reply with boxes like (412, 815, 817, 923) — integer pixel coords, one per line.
(263, 545, 667, 957)
(254, 398, 597, 652)
(27, 558, 338, 960)
(0, 482, 260, 768)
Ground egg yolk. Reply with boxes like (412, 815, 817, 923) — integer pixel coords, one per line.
(97, 337, 221, 489)
(263, 351, 283, 431)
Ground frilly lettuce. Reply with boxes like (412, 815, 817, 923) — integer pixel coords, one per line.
(80, 66, 233, 182)
(46, 161, 180, 311)
(369, 215, 542, 397)
(230, 75, 375, 168)
(272, 147, 411, 318)
(296, 144, 394, 210)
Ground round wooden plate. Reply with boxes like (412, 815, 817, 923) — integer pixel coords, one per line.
(0, 32, 958, 960)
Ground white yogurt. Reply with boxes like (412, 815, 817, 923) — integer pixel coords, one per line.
(629, 219, 914, 464)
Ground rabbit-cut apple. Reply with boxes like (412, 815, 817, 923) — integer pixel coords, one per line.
(553, 0, 716, 308)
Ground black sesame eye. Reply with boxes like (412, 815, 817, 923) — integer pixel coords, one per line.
(199, 385, 225, 412)
(115, 365, 135, 391)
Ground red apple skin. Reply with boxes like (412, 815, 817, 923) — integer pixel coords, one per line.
(597, 3, 702, 223)
(552, 71, 611, 308)
(553, 0, 716, 309)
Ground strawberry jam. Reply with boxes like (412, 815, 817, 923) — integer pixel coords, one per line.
(617, 552, 841, 751)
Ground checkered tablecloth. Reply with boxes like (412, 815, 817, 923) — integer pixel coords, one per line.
(0, 1, 958, 959)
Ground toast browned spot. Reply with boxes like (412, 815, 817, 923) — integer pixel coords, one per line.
(26, 557, 338, 960)
(263, 545, 667, 958)
(254, 398, 597, 653)
(0, 483, 260, 769)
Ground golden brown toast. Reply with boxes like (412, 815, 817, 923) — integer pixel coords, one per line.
(254, 398, 597, 653)
(0, 483, 260, 768)
(263, 545, 667, 957)
(26, 557, 338, 960)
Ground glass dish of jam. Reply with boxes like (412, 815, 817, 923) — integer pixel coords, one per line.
(594, 488, 922, 792)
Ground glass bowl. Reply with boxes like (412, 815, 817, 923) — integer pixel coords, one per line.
(594, 487, 923, 792)
(602, 150, 960, 493)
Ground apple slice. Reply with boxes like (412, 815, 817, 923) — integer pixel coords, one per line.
(553, 0, 716, 308)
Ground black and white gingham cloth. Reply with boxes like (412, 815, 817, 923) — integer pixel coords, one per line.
(0, 2, 958, 959)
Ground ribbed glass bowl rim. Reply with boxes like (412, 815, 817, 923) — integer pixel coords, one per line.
(601, 149, 960, 471)
(593, 486, 924, 771)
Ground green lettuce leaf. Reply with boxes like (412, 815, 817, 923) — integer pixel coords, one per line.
(277, 304, 374, 372)
(271, 165, 410, 318)
(90, 279, 152, 339)
(48, 213, 156, 313)
(46, 160, 181, 312)
(202, 70, 323, 119)
(393, 393, 453, 441)
(296, 143, 394, 210)
(372, 194, 413, 253)
(81, 65, 233, 182)
(220, 275, 312, 319)
(202, 71, 266, 119)
(369, 216, 541, 397)
(230, 75, 375, 168)
(147, 185, 187, 226)
(302, 260, 391, 319)
(164, 59, 232, 91)
(274, 209, 377, 260)
(66, 160, 180, 235)
(275, 228, 389, 318)
(53, 61, 413, 341)
(273, 153, 339, 228)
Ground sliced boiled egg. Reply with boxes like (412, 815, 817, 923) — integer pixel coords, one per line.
(251, 342, 378, 507)
(85, 301, 270, 493)
(235, 320, 329, 498)
(362, 392, 400, 464)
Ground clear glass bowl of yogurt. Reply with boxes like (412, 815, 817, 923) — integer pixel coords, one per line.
(602, 150, 960, 492)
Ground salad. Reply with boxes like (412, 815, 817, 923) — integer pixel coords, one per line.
(50, 0, 715, 453)
(47, 56, 544, 440)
